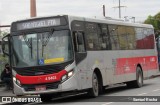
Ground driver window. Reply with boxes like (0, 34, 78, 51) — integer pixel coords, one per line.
(74, 32, 86, 52)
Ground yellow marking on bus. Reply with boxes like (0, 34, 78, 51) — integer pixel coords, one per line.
(44, 58, 64, 64)
(95, 60, 99, 64)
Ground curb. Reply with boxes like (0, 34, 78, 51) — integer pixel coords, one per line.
(150, 74, 160, 79)
(0, 81, 5, 87)
(152, 74, 160, 78)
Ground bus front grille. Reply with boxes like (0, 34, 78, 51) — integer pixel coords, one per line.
(14, 66, 62, 76)
(22, 82, 60, 91)
(13, 60, 73, 76)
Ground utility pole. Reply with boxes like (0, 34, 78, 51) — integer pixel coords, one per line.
(30, 0, 37, 17)
(113, 0, 126, 18)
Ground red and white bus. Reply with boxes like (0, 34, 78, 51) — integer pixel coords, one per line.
(2, 15, 159, 101)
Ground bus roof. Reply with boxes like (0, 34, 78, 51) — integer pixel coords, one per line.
(68, 15, 153, 29)
(12, 15, 153, 29)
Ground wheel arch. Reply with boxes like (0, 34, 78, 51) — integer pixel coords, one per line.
(137, 64, 143, 78)
(93, 68, 105, 94)
(94, 68, 103, 86)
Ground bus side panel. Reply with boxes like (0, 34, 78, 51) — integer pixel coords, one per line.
(85, 51, 107, 88)
(118, 50, 144, 82)
(144, 49, 159, 77)
(86, 51, 126, 86)
(76, 51, 108, 90)
(102, 51, 126, 85)
(76, 57, 90, 90)
(84, 50, 158, 88)
(118, 50, 158, 82)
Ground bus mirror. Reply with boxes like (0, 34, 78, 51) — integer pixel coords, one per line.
(2, 34, 10, 56)
(77, 33, 83, 45)
(74, 32, 85, 52)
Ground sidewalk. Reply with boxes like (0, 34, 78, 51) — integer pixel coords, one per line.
(0, 87, 15, 105)
(0, 86, 15, 96)
(0, 80, 14, 97)
(0, 80, 4, 87)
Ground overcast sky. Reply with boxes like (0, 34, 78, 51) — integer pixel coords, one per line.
(0, 0, 160, 25)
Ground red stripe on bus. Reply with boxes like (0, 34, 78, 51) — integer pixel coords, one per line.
(115, 56, 158, 75)
(16, 70, 67, 84)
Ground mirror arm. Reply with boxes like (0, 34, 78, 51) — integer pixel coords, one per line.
(2, 34, 10, 56)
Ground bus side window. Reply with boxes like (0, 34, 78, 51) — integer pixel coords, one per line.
(74, 32, 86, 52)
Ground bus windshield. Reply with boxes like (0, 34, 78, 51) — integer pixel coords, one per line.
(12, 30, 73, 67)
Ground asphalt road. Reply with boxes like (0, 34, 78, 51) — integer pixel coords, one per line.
(1, 76, 160, 105)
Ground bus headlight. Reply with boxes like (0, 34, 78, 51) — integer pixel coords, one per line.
(13, 77, 16, 82)
(13, 77, 21, 86)
(68, 70, 74, 77)
(61, 70, 74, 83)
(61, 75, 67, 82)
(16, 80, 21, 86)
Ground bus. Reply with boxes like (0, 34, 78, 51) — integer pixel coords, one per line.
(2, 15, 159, 102)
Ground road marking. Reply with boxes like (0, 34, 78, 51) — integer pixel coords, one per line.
(153, 89, 160, 92)
(137, 93, 147, 96)
(101, 102, 114, 105)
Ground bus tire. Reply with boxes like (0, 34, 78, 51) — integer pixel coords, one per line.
(134, 66, 143, 88)
(126, 66, 143, 88)
(87, 72, 99, 98)
(40, 94, 52, 102)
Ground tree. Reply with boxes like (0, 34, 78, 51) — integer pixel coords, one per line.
(0, 30, 9, 37)
(0, 30, 9, 73)
(144, 12, 160, 38)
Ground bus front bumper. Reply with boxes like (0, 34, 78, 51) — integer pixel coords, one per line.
(13, 75, 78, 95)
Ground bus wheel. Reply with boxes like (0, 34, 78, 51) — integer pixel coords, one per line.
(134, 66, 143, 88)
(126, 66, 143, 88)
(40, 94, 52, 102)
(87, 72, 99, 97)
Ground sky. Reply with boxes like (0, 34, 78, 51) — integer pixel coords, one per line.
(0, 0, 160, 26)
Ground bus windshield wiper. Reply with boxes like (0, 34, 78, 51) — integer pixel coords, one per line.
(23, 36, 33, 58)
(41, 29, 54, 57)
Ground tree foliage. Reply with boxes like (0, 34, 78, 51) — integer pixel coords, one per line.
(0, 30, 9, 37)
(0, 30, 9, 72)
(144, 12, 160, 38)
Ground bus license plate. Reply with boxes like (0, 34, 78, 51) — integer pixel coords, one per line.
(35, 85, 46, 91)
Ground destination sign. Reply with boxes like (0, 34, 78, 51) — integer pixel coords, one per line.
(17, 18, 61, 30)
